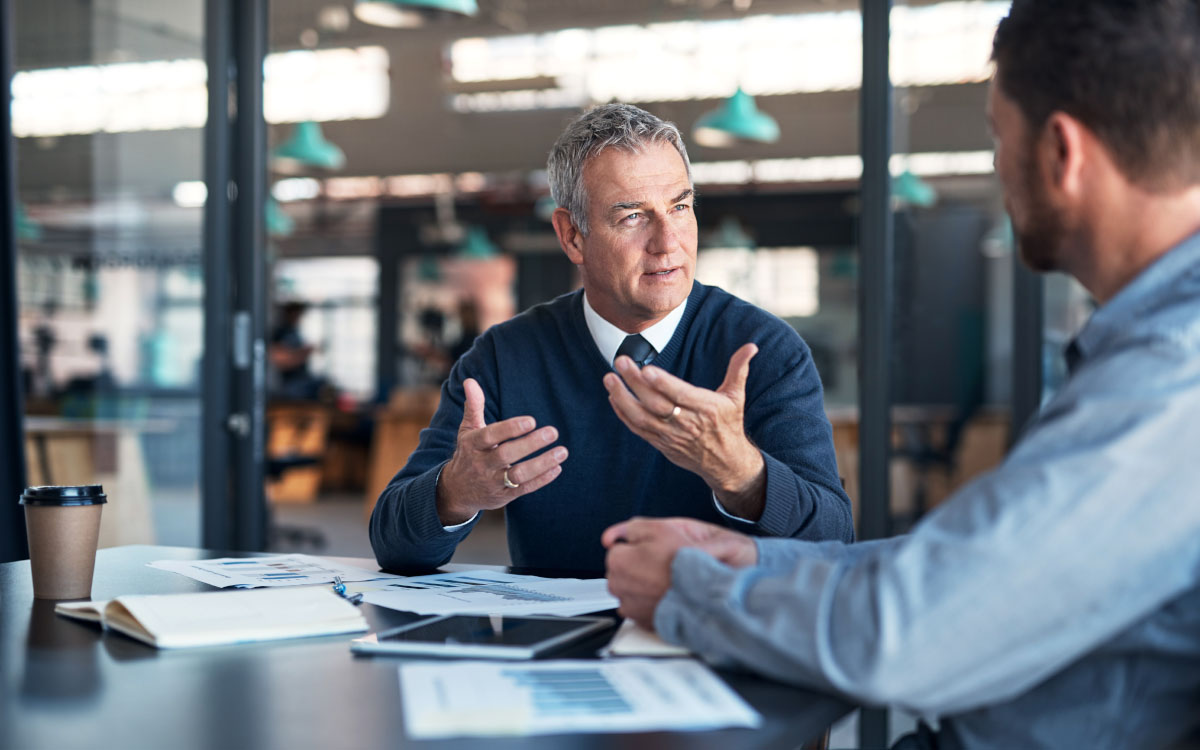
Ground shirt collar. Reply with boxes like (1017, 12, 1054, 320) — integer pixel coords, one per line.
(581, 292, 688, 366)
(1069, 229, 1200, 370)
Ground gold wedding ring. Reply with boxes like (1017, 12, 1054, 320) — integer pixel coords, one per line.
(503, 468, 520, 489)
(662, 404, 682, 422)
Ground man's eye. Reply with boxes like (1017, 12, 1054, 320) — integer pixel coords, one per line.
(673, 203, 691, 212)
(623, 212, 642, 223)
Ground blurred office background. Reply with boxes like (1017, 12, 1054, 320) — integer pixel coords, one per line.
(1, 0, 1095, 743)
(4, 0, 1093, 558)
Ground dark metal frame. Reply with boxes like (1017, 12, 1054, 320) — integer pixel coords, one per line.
(859, 0, 894, 543)
(0, 0, 29, 563)
(858, 0, 893, 745)
(203, 0, 268, 550)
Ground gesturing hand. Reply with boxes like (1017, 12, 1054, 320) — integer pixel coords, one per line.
(602, 517, 758, 629)
(602, 343, 766, 520)
(436, 378, 568, 525)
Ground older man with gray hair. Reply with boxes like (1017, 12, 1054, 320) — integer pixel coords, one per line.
(370, 103, 852, 572)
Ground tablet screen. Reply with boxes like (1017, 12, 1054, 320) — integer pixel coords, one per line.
(378, 615, 600, 648)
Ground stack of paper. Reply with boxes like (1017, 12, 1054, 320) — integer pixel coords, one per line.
(399, 658, 761, 738)
(148, 554, 395, 588)
(361, 569, 618, 617)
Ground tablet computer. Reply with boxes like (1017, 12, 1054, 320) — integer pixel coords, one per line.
(350, 614, 614, 660)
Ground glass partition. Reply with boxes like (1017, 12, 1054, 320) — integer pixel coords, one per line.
(14, 0, 207, 547)
(887, 0, 1010, 528)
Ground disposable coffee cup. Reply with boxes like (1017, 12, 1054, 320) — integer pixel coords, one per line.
(21, 485, 107, 600)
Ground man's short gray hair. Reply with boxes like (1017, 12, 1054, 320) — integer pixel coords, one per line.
(547, 103, 692, 236)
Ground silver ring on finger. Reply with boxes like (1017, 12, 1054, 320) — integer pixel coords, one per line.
(502, 467, 520, 489)
(660, 404, 682, 422)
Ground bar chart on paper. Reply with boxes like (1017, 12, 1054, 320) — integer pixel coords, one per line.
(149, 555, 396, 588)
(399, 659, 761, 738)
(362, 570, 618, 616)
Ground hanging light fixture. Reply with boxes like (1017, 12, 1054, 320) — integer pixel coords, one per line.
(272, 121, 346, 174)
(16, 203, 42, 241)
(703, 216, 755, 250)
(892, 169, 938, 208)
(693, 88, 780, 148)
(266, 197, 295, 237)
(353, 0, 478, 28)
(455, 225, 498, 260)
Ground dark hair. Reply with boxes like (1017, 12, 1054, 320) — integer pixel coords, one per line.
(992, 0, 1200, 190)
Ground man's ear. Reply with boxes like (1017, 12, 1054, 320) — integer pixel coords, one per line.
(1042, 111, 1088, 200)
(551, 207, 586, 265)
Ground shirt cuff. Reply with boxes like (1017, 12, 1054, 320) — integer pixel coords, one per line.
(711, 491, 757, 525)
(442, 513, 478, 532)
(431, 463, 479, 532)
(654, 547, 739, 647)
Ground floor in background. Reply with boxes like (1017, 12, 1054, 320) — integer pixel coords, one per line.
(269, 492, 512, 566)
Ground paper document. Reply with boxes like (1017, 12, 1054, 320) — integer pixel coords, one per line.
(400, 658, 761, 738)
(149, 554, 396, 589)
(601, 618, 692, 657)
(361, 569, 618, 616)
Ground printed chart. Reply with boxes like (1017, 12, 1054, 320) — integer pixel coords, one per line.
(362, 570, 617, 616)
(149, 555, 395, 588)
(400, 658, 761, 738)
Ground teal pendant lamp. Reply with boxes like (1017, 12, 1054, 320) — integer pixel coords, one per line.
(702, 216, 755, 251)
(266, 197, 295, 237)
(534, 196, 557, 222)
(693, 88, 780, 148)
(892, 169, 938, 208)
(455, 225, 498, 260)
(354, 0, 478, 28)
(272, 121, 346, 174)
(16, 204, 42, 241)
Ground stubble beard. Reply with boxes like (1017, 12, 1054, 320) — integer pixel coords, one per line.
(1014, 146, 1068, 273)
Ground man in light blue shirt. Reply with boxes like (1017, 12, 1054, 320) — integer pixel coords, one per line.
(602, 1, 1200, 747)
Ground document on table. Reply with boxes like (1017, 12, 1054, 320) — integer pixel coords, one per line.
(399, 658, 761, 738)
(600, 618, 692, 657)
(361, 569, 618, 616)
(148, 554, 397, 589)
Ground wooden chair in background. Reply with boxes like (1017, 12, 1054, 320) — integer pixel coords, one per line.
(363, 388, 441, 521)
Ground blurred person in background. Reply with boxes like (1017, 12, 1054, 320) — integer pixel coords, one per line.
(370, 103, 853, 572)
(447, 298, 481, 365)
(603, 2, 1200, 747)
(268, 301, 326, 401)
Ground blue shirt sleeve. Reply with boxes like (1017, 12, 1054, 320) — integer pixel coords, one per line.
(655, 339, 1200, 717)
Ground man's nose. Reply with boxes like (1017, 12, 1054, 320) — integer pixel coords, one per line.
(649, 216, 684, 255)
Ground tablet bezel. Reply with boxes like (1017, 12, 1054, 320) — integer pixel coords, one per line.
(350, 614, 614, 660)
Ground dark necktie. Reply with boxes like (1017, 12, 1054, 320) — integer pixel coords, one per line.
(615, 333, 656, 367)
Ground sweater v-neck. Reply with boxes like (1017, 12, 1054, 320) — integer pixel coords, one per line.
(569, 282, 706, 376)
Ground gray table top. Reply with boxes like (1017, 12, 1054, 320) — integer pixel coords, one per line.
(0, 545, 852, 750)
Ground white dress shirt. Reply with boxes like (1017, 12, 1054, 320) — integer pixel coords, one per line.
(582, 291, 752, 525)
(581, 292, 686, 365)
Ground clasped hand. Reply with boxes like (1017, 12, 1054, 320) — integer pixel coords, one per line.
(436, 378, 569, 525)
(602, 517, 758, 629)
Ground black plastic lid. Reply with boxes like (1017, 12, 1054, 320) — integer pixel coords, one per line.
(20, 485, 107, 506)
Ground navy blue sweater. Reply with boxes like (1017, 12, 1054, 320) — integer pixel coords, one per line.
(370, 283, 853, 572)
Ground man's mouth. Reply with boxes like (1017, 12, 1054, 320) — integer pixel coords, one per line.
(644, 267, 677, 277)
